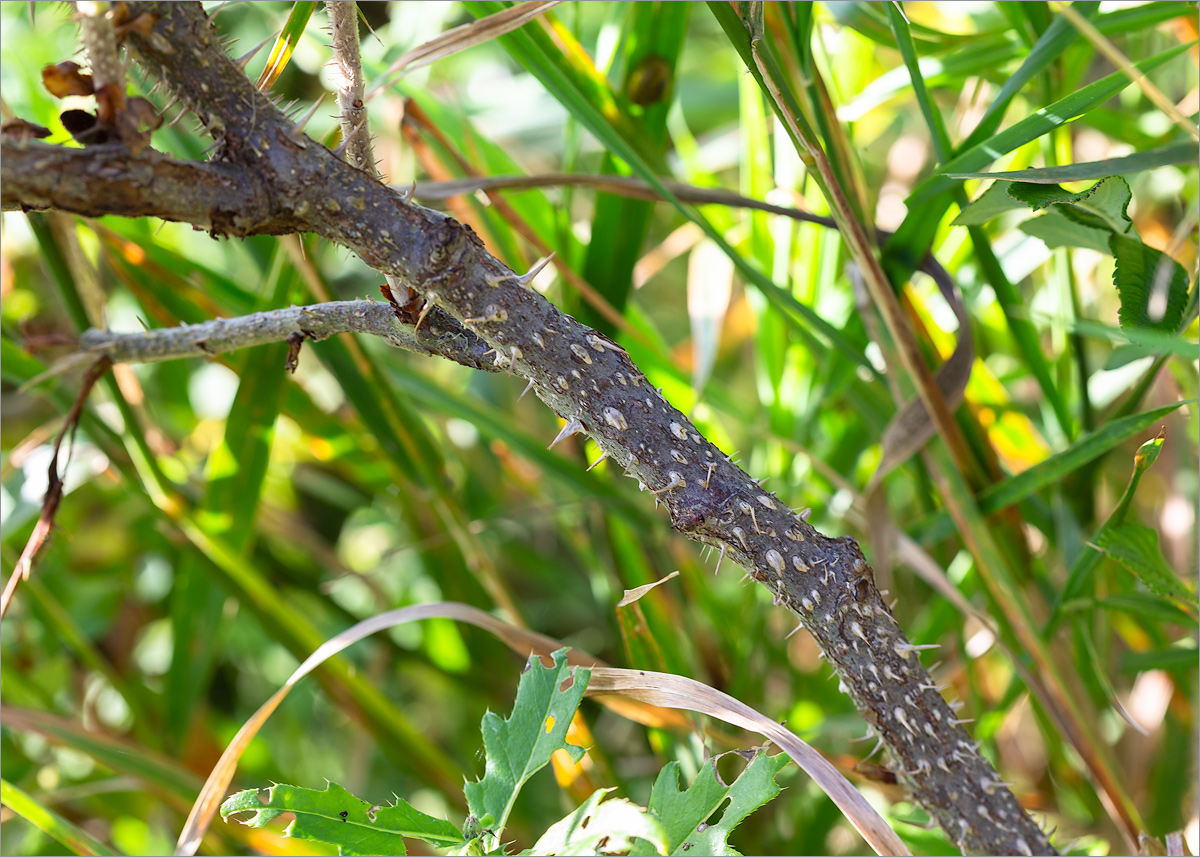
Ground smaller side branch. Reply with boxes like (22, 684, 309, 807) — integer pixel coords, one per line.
(325, 1, 412, 309)
(73, 299, 500, 372)
(326, 1, 373, 174)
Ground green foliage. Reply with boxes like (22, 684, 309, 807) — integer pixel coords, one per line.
(2, 2, 1196, 855)
(222, 782, 461, 856)
(524, 789, 668, 857)
(957, 175, 1192, 338)
(463, 650, 590, 841)
(1110, 236, 1191, 335)
(219, 650, 785, 857)
(643, 751, 791, 857)
(1095, 522, 1199, 611)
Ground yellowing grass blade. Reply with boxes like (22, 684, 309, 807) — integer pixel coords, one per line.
(255, 1, 315, 91)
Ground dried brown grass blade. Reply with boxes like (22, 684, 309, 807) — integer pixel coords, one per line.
(586, 669, 910, 857)
(174, 601, 688, 856)
(364, 1, 560, 102)
(2, 358, 111, 618)
(617, 570, 679, 606)
(176, 601, 904, 856)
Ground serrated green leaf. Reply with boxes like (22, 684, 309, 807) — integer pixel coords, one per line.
(951, 181, 1030, 225)
(1020, 210, 1113, 253)
(1110, 234, 1190, 334)
(639, 750, 789, 856)
(1094, 522, 1199, 609)
(526, 788, 668, 856)
(1048, 428, 1193, 631)
(997, 175, 1132, 235)
(222, 782, 462, 857)
(1007, 179, 1106, 211)
(464, 649, 590, 837)
(1072, 176, 1133, 234)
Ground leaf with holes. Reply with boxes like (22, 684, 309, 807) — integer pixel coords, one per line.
(464, 648, 590, 838)
(524, 788, 669, 856)
(221, 782, 462, 856)
(634, 749, 789, 856)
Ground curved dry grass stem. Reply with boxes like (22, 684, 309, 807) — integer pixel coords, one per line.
(174, 602, 907, 857)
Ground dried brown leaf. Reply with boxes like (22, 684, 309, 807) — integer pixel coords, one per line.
(42, 61, 95, 98)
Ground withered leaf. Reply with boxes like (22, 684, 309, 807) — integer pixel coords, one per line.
(42, 61, 94, 98)
(0, 118, 52, 143)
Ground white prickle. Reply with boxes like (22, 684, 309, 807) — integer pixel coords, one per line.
(569, 343, 592, 364)
(650, 471, 685, 494)
(548, 417, 584, 449)
(894, 706, 917, 735)
(603, 407, 628, 431)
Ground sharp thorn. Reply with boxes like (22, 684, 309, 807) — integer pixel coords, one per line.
(290, 95, 325, 137)
(235, 34, 275, 71)
(586, 449, 609, 471)
(714, 543, 726, 575)
(514, 252, 555, 288)
(413, 295, 436, 329)
(548, 417, 584, 449)
(518, 379, 535, 401)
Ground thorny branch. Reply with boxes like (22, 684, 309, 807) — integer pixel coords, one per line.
(2, 3, 1056, 854)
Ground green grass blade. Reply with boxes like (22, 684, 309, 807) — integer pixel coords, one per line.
(467, 0, 875, 375)
(1, 706, 203, 803)
(256, 1, 316, 91)
(1, 778, 118, 856)
(958, 1, 1100, 153)
(579, 3, 688, 333)
(908, 41, 1194, 207)
(916, 401, 1185, 544)
(948, 141, 1199, 182)
(165, 249, 296, 746)
(884, 2, 952, 163)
